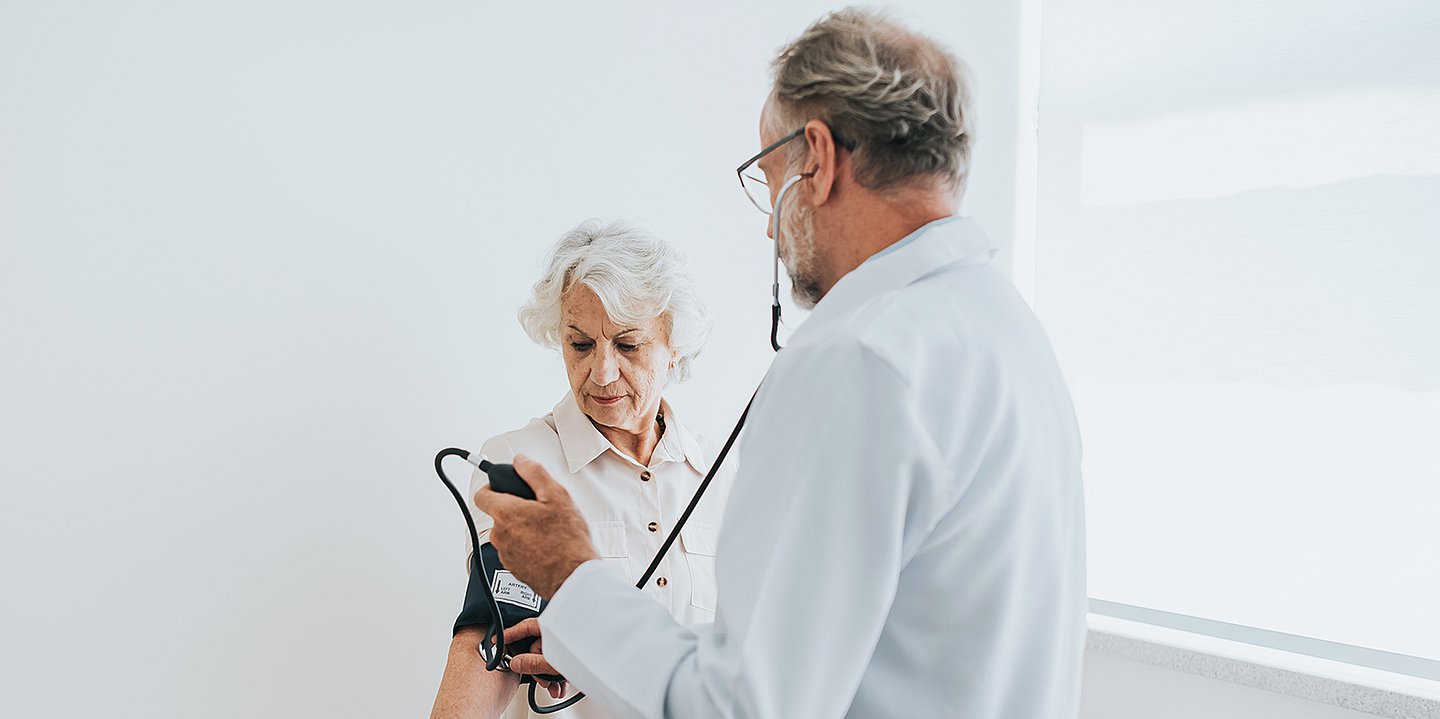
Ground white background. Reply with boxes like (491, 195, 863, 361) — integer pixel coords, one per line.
(0, 2, 1024, 716)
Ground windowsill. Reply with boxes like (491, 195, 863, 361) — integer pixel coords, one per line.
(1087, 613, 1440, 718)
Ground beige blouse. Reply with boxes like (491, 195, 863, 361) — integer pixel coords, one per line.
(465, 392, 735, 719)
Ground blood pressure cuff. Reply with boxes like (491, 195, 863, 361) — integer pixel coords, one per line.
(453, 541, 549, 636)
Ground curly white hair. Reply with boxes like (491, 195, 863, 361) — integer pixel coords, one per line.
(518, 219, 710, 383)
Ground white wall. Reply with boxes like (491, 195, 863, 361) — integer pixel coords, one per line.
(0, 2, 1022, 716)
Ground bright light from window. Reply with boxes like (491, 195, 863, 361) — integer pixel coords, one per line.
(1080, 88, 1440, 207)
(1037, 0, 1440, 666)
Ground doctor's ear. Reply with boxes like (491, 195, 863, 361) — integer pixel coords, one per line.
(802, 119, 842, 205)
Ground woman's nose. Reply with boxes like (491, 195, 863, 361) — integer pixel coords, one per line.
(591, 346, 621, 386)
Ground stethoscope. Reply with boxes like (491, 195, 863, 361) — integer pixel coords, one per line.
(769, 171, 810, 352)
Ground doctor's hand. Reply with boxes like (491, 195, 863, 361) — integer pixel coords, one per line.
(473, 454, 598, 599)
(505, 618, 568, 699)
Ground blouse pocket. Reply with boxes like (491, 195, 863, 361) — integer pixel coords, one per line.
(589, 520, 631, 579)
(680, 522, 721, 612)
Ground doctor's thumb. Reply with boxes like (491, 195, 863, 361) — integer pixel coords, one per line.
(512, 454, 563, 500)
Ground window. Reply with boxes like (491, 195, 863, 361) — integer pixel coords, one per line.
(1034, 0, 1440, 668)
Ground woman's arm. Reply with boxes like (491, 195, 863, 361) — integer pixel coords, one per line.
(432, 435, 523, 718)
(430, 626, 521, 719)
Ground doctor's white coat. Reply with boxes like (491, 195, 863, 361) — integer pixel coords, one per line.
(540, 217, 1088, 719)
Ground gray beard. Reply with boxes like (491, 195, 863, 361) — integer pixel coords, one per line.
(782, 204, 825, 310)
(789, 268, 824, 310)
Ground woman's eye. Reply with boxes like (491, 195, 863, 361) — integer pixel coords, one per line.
(570, 342, 594, 352)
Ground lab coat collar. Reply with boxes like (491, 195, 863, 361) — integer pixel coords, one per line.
(795, 216, 998, 342)
(552, 393, 707, 475)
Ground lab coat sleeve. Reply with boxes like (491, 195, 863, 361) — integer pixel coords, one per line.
(539, 343, 944, 718)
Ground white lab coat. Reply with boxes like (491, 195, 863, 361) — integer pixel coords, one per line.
(540, 217, 1087, 718)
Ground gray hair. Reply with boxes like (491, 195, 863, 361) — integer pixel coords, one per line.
(767, 7, 974, 197)
(518, 219, 710, 382)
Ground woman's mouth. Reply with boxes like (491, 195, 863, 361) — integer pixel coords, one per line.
(591, 395, 625, 406)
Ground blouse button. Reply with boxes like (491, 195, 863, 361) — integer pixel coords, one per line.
(640, 470, 653, 482)
(656, 577, 668, 587)
(647, 521, 659, 532)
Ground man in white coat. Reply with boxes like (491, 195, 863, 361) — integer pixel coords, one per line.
(475, 8, 1087, 718)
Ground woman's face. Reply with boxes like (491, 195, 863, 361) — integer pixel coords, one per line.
(560, 284, 676, 436)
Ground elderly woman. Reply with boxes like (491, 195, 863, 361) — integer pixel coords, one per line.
(430, 220, 734, 719)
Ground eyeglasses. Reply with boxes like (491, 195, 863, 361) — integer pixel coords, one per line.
(736, 127, 857, 214)
(735, 125, 855, 351)
(736, 128, 806, 215)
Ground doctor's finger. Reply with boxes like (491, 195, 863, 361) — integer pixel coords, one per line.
(512, 454, 570, 503)
(503, 617, 542, 643)
(507, 651, 559, 677)
(472, 484, 527, 518)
